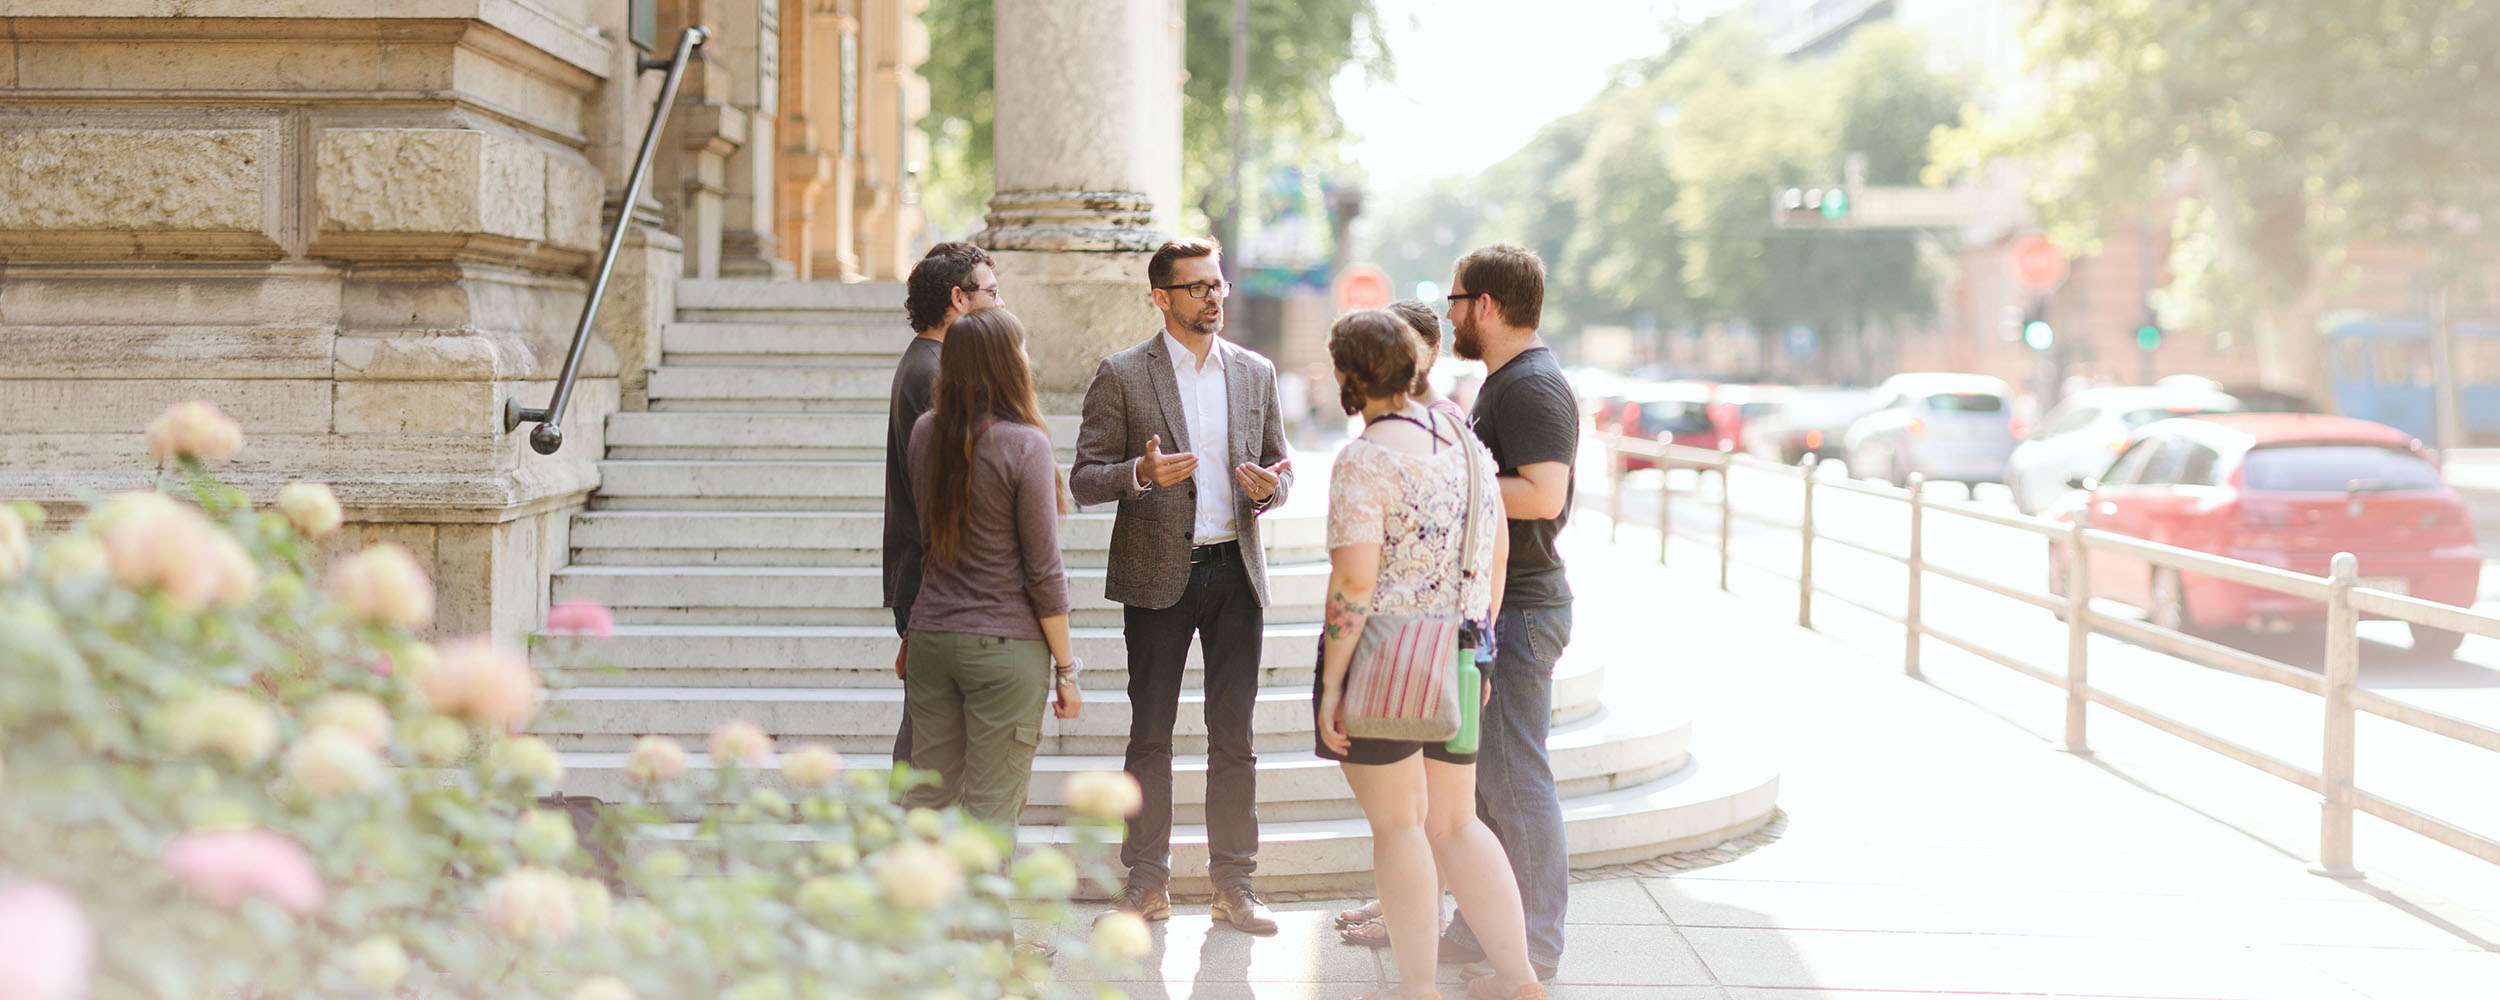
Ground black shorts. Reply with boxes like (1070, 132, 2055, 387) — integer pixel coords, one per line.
(1309, 638, 1475, 766)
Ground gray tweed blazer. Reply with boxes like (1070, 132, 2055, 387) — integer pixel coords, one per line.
(1069, 331, 1292, 610)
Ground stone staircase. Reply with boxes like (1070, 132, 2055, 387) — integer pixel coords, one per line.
(536, 277, 1779, 892)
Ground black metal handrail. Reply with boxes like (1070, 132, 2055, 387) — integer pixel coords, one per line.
(506, 25, 711, 454)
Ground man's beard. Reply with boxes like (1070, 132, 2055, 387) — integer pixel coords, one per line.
(1452, 317, 1485, 362)
(1167, 302, 1222, 336)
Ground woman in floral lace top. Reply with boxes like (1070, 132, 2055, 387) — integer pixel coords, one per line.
(1314, 309, 1541, 1000)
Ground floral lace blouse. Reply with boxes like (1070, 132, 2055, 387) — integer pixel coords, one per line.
(1326, 417, 1502, 622)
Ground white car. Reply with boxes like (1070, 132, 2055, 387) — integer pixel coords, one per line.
(2005, 385, 2242, 514)
(1842, 373, 2021, 490)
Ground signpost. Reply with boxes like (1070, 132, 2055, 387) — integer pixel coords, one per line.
(2010, 234, 2068, 294)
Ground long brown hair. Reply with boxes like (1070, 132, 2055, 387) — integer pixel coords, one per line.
(925, 307, 1065, 567)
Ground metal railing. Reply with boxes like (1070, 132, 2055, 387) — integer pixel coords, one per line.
(505, 25, 711, 455)
(1607, 433, 2500, 877)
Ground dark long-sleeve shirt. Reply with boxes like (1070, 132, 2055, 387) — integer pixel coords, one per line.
(904, 414, 1070, 639)
(881, 336, 943, 617)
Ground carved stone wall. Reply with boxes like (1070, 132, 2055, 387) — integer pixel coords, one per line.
(0, 2, 666, 640)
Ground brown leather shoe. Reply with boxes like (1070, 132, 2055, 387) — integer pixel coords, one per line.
(1110, 883, 1171, 921)
(1210, 884, 1279, 935)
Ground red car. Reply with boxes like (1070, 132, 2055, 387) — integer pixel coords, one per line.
(2046, 414, 2482, 656)
(1614, 382, 1725, 472)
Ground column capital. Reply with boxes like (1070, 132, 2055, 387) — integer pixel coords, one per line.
(976, 190, 1165, 253)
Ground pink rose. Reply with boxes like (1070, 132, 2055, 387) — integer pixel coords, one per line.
(779, 743, 842, 788)
(327, 543, 434, 628)
(625, 736, 689, 784)
(545, 599, 615, 639)
(706, 720, 772, 769)
(97, 492, 236, 613)
(277, 482, 343, 537)
(0, 881, 93, 1000)
(418, 637, 541, 729)
(478, 867, 577, 941)
(161, 829, 324, 916)
(146, 400, 244, 464)
(1064, 770, 1143, 820)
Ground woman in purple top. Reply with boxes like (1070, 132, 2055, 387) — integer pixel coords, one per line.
(901, 307, 1081, 826)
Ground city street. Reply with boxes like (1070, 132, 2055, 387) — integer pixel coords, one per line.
(1583, 441, 2500, 917)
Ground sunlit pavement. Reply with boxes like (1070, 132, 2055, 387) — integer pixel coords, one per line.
(1075, 446, 2500, 998)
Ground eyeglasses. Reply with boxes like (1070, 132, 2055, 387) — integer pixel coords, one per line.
(1445, 292, 1484, 304)
(967, 284, 1001, 299)
(1156, 280, 1233, 301)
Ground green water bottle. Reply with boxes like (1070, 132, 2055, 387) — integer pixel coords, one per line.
(1448, 646, 1486, 754)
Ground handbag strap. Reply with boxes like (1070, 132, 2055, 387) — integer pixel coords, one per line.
(1442, 408, 1487, 589)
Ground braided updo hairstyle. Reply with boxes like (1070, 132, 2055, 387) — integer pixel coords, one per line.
(1328, 308, 1419, 416)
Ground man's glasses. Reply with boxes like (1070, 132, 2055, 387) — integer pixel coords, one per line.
(1445, 292, 1484, 304)
(968, 284, 1002, 299)
(1156, 280, 1233, 301)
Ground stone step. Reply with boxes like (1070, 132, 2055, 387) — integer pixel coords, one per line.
(552, 704, 1687, 825)
(561, 622, 1327, 687)
(599, 412, 1089, 462)
(549, 562, 1331, 627)
(676, 278, 906, 317)
(659, 322, 905, 367)
(535, 664, 1606, 757)
(637, 745, 1783, 894)
(565, 510, 1329, 569)
(589, 459, 883, 510)
(642, 366, 892, 413)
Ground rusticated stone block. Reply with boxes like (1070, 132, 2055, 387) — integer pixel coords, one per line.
(0, 125, 281, 258)
(333, 380, 500, 435)
(315, 128, 546, 240)
(544, 159, 606, 252)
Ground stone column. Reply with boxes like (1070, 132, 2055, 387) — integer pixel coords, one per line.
(979, 0, 1183, 406)
(713, 0, 794, 277)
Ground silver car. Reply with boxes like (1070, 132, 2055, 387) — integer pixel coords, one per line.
(2004, 385, 2241, 514)
(1842, 373, 2021, 490)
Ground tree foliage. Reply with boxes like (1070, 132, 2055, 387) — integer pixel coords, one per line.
(1932, 0, 2500, 396)
(1359, 17, 1955, 369)
(917, 0, 1386, 237)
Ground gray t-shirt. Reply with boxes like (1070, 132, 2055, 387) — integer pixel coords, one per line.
(1470, 345, 1577, 607)
(881, 335, 943, 615)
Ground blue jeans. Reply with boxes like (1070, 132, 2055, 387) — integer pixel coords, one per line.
(1445, 603, 1571, 970)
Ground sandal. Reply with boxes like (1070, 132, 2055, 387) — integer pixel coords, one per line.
(1334, 898, 1383, 929)
(1338, 915, 1392, 948)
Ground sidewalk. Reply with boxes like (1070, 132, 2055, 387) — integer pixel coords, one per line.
(1089, 512, 2500, 999)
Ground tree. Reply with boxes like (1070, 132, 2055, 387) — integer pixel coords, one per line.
(917, 0, 1387, 238)
(1932, 0, 2500, 401)
(1668, 21, 1955, 377)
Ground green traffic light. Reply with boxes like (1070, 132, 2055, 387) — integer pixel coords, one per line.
(2136, 324, 2161, 351)
(1820, 189, 1850, 220)
(2023, 320, 2054, 350)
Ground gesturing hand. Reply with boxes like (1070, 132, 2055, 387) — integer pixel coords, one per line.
(1141, 434, 1199, 488)
(1233, 457, 1291, 504)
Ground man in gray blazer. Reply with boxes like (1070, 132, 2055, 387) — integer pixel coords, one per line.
(1071, 237, 1292, 934)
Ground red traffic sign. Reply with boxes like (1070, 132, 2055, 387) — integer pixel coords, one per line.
(2010, 234, 2068, 293)
(1334, 265, 1393, 312)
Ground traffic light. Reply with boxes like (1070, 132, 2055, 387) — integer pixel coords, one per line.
(2135, 310, 2162, 351)
(2022, 300, 2053, 351)
(1778, 187, 1851, 223)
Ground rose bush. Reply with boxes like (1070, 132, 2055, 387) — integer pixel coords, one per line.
(0, 403, 1132, 999)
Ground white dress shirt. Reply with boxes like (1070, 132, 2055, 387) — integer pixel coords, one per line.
(1161, 330, 1236, 545)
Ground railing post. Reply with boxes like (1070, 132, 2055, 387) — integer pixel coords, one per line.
(1656, 438, 1673, 566)
(1717, 443, 1735, 591)
(1904, 472, 1926, 678)
(2315, 552, 2363, 878)
(1608, 437, 1627, 544)
(2064, 507, 2093, 753)
(1797, 454, 1818, 629)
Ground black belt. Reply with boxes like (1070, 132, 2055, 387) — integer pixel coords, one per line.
(1189, 540, 1240, 564)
